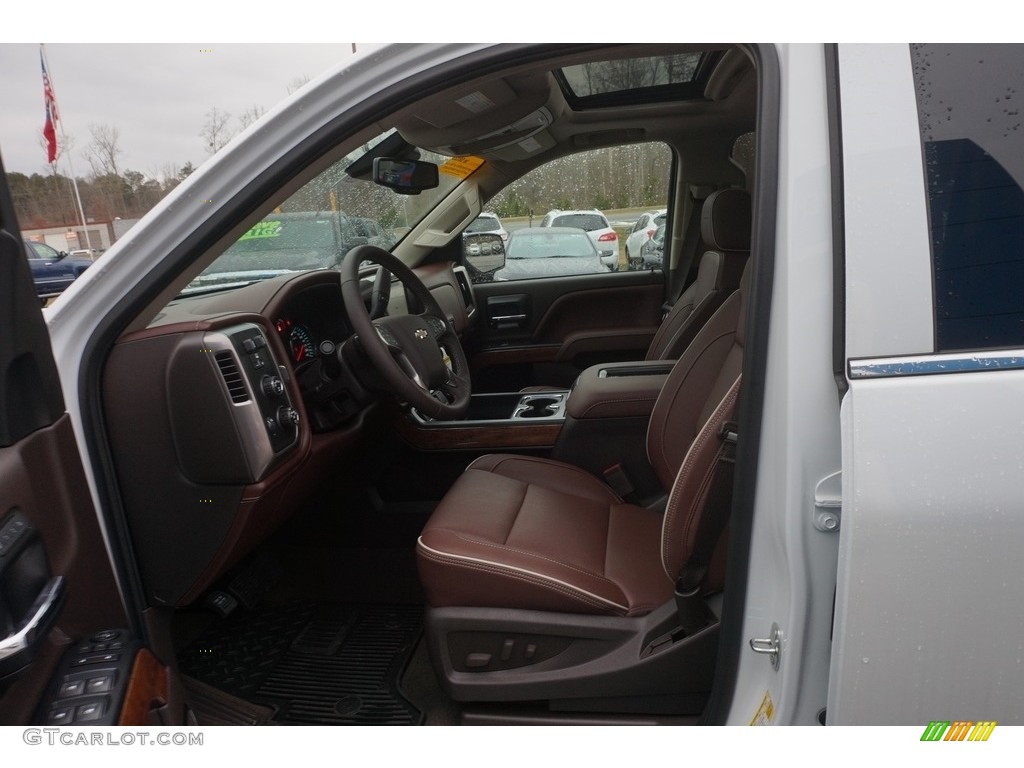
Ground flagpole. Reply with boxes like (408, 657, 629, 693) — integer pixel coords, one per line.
(41, 43, 94, 254)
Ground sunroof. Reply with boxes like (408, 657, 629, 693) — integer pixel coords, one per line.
(557, 52, 717, 107)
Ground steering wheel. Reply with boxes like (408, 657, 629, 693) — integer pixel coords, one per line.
(340, 245, 471, 420)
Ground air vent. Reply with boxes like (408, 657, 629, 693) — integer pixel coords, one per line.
(214, 351, 250, 403)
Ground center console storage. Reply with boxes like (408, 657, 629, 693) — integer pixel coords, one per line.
(551, 360, 674, 502)
(400, 391, 570, 451)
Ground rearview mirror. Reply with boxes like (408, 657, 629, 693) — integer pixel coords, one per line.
(373, 158, 439, 195)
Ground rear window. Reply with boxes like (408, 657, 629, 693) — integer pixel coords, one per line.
(508, 233, 596, 259)
(466, 216, 500, 233)
(552, 214, 606, 231)
(911, 43, 1024, 351)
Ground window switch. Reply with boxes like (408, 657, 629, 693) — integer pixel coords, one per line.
(58, 679, 86, 698)
(85, 676, 113, 695)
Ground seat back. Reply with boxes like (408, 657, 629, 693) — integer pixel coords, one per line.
(646, 188, 750, 361)
(646, 261, 750, 581)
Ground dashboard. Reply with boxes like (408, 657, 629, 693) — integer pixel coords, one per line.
(101, 263, 476, 608)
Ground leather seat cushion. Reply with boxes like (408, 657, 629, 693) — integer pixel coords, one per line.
(417, 455, 675, 617)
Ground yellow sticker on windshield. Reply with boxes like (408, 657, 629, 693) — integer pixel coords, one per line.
(439, 156, 484, 180)
(238, 220, 282, 240)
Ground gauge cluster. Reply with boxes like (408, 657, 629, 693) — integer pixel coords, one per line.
(272, 283, 354, 370)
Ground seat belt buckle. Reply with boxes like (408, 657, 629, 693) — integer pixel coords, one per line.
(719, 421, 738, 446)
(602, 462, 635, 499)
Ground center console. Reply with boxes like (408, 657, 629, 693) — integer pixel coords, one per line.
(550, 360, 674, 502)
(398, 391, 570, 451)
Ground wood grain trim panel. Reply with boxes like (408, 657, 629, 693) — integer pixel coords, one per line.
(118, 649, 169, 726)
(394, 418, 561, 451)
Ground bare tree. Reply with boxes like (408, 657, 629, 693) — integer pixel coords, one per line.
(200, 108, 234, 155)
(286, 75, 311, 95)
(238, 104, 267, 130)
(84, 123, 123, 177)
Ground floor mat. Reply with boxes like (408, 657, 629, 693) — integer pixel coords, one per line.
(179, 603, 423, 725)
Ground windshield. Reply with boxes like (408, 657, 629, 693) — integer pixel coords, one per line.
(184, 130, 468, 294)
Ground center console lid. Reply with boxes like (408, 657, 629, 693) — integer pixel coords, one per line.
(566, 360, 673, 420)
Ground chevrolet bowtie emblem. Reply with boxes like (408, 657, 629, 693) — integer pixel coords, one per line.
(415, 329, 428, 339)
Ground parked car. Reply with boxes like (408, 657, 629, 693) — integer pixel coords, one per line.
(464, 211, 509, 242)
(639, 222, 666, 269)
(4, 43, 1024, 736)
(494, 227, 608, 280)
(625, 208, 667, 266)
(185, 211, 380, 292)
(23, 239, 93, 305)
(538, 209, 618, 268)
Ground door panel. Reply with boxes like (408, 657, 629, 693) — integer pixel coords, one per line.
(468, 271, 665, 391)
(0, 154, 176, 726)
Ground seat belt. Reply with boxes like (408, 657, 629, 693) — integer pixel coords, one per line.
(673, 420, 738, 636)
(663, 184, 715, 317)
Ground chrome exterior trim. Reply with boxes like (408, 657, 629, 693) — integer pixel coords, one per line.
(849, 351, 1024, 380)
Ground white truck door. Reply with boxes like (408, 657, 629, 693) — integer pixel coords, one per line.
(830, 43, 1024, 725)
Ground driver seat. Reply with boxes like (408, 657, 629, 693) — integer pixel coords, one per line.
(415, 264, 749, 707)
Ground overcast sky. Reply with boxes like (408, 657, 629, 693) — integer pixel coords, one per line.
(0, 5, 997, 181)
(0, 44, 375, 178)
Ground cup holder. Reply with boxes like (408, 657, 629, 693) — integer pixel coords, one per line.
(513, 394, 564, 420)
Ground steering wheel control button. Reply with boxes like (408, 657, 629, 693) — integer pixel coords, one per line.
(374, 325, 399, 346)
(425, 316, 446, 338)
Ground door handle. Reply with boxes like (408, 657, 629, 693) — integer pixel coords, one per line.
(0, 576, 65, 671)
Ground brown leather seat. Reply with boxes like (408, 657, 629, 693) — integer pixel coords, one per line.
(645, 188, 749, 361)
(519, 188, 748, 393)
(418, 263, 749, 619)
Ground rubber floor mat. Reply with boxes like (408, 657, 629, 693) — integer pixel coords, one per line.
(179, 603, 423, 725)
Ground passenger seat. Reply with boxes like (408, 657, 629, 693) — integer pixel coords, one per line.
(645, 188, 750, 361)
(521, 188, 749, 392)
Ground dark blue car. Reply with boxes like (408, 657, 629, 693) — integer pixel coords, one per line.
(24, 240, 93, 305)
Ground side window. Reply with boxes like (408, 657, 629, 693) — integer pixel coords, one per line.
(468, 142, 673, 282)
(910, 44, 1024, 352)
(27, 242, 59, 261)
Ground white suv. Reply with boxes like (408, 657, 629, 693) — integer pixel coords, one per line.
(625, 208, 667, 267)
(539, 209, 618, 269)
(464, 212, 509, 242)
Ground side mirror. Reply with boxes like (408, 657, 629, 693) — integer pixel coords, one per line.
(373, 158, 439, 195)
(462, 233, 505, 282)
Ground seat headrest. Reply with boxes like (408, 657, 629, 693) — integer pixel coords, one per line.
(701, 188, 751, 252)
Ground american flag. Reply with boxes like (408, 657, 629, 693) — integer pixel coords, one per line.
(41, 48, 58, 164)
